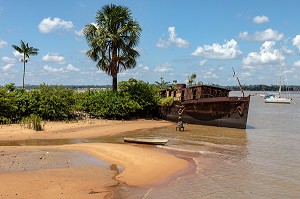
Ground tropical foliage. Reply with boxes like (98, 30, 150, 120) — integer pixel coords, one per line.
(83, 4, 142, 91)
(158, 97, 174, 106)
(12, 40, 39, 89)
(155, 77, 170, 89)
(0, 78, 161, 125)
(118, 78, 160, 113)
(77, 90, 140, 119)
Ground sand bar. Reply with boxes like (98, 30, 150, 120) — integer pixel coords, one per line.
(0, 119, 190, 198)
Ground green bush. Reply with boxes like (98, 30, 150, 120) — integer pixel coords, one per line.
(118, 78, 160, 114)
(0, 79, 162, 123)
(79, 90, 141, 119)
(29, 84, 76, 120)
(0, 84, 18, 121)
(159, 97, 174, 106)
(20, 114, 45, 131)
(0, 116, 11, 125)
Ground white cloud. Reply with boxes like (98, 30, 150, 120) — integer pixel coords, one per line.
(203, 71, 218, 79)
(242, 41, 284, 66)
(13, 50, 23, 58)
(66, 64, 79, 71)
(239, 29, 284, 41)
(2, 56, 15, 64)
(199, 60, 207, 66)
(293, 60, 300, 67)
(43, 63, 79, 73)
(43, 65, 63, 72)
(280, 45, 293, 55)
(75, 28, 84, 37)
(157, 26, 189, 48)
(191, 39, 242, 59)
(42, 53, 65, 63)
(154, 63, 173, 73)
(253, 15, 269, 24)
(241, 72, 253, 77)
(38, 17, 74, 33)
(2, 64, 14, 71)
(137, 63, 149, 71)
(292, 35, 300, 52)
(254, 29, 283, 41)
(238, 31, 249, 40)
(0, 40, 8, 48)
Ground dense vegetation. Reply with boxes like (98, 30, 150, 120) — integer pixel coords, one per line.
(0, 79, 160, 125)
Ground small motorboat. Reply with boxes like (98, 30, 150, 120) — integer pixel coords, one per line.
(123, 137, 169, 145)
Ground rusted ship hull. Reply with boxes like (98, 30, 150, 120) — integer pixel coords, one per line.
(159, 96, 250, 129)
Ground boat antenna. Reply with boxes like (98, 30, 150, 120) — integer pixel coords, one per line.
(232, 67, 244, 97)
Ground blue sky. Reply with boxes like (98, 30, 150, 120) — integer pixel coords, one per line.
(1, 0, 300, 86)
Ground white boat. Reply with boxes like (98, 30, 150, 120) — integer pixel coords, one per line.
(123, 137, 169, 145)
(264, 93, 291, 104)
(264, 63, 291, 104)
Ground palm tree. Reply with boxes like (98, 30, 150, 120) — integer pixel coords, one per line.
(83, 4, 142, 91)
(188, 73, 197, 86)
(12, 40, 39, 89)
(155, 77, 170, 89)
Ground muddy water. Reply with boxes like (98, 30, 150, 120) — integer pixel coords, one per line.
(112, 92, 300, 198)
(1, 92, 300, 198)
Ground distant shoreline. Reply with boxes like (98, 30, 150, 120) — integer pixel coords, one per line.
(3, 83, 300, 92)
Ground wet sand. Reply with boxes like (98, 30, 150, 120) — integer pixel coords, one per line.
(0, 119, 189, 199)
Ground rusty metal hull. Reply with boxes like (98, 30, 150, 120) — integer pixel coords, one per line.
(159, 95, 250, 129)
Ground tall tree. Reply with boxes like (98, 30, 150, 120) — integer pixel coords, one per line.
(12, 40, 39, 89)
(84, 4, 142, 91)
(188, 73, 197, 86)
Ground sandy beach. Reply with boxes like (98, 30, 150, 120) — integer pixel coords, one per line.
(0, 119, 190, 198)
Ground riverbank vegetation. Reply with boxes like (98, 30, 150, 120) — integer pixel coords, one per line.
(0, 79, 160, 126)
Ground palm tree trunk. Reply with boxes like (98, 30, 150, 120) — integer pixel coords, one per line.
(23, 55, 26, 89)
(112, 75, 117, 91)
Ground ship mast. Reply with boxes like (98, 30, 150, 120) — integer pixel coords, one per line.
(232, 67, 244, 97)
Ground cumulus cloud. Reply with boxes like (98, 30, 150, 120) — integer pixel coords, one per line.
(253, 15, 269, 24)
(42, 53, 65, 63)
(292, 35, 300, 52)
(0, 40, 8, 48)
(38, 17, 74, 33)
(203, 71, 218, 79)
(199, 60, 207, 66)
(240, 29, 283, 41)
(13, 50, 23, 58)
(157, 26, 189, 48)
(242, 41, 284, 66)
(238, 31, 249, 40)
(191, 39, 242, 59)
(143, 66, 149, 70)
(2, 64, 14, 71)
(154, 63, 173, 73)
(66, 64, 79, 71)
(254, 29, 283, 41)
(75, 28, 84, 37)
(241, 72, 253, 77)
(43, 63, 79, 73)
(138, 63, 150, 71)
(293, 60, 300, 67)
(43, 65, 63, 72)
(2, 56, 15, 64)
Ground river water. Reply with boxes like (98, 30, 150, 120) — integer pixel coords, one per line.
(111, 91, 300, 198)
(1, 92, 299, 198)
